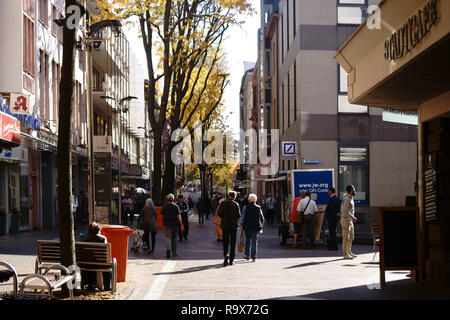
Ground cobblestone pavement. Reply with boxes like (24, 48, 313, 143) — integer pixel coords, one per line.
(1, 215, 450, 300)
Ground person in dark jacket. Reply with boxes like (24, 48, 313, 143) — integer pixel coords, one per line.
(81, 222, 111, 291)
(325, 187, 340, 251)
(217, 191, 241, 266)
(196, 197, 207, 225)
(140, 197, 158, 255)
(162, 194, 184, 258)
(240, 194, 265, 262)
(176, 194, 190, 241)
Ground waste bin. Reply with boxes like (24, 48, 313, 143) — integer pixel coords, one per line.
(156, 207, 164, 230)
(100, 225, 133, 282)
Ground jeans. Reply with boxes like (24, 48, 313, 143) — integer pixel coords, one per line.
(341, 218, 355, 257)
(178, 212, 189, 239)
(143, 231, 157, 251)
(164, 226, 178, 255)
(222, 228, 237, 262)
(244, 230, 259, 259)
(302, 214, 315, 247)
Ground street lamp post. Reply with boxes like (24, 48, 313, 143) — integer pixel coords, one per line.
(101, 95, 137, 225)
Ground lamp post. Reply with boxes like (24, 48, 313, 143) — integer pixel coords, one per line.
(101, 95, 137, 224)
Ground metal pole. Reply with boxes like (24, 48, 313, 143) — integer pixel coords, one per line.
(118, 105, 122, 225)
(86, 46, 94, 224)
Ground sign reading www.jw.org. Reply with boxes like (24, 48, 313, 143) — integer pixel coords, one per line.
(292, 169, 334, 206)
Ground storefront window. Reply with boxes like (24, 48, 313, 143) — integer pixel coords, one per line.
(338, 95, 368, 113)
(339, 146, 369, 204)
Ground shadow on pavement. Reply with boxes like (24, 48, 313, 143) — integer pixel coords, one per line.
(270, 279, 450, 300)
(152, 262, 224, 275)
(284, 258, 343, 269)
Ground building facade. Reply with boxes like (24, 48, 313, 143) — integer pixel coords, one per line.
(335, 0, 450, 289)
(260, 0, 419, 236)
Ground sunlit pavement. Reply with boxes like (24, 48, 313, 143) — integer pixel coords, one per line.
(2, 216, 450, 300)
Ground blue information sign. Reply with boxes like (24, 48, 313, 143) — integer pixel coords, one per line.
(291, 169, 334, 206)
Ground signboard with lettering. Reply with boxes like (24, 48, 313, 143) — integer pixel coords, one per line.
(291, 169, 335, 206)
(424, 153, 438, 222)
(384, 0, 438, 61)
(93, 136, 112, 224)
(0, 111, 21, 146)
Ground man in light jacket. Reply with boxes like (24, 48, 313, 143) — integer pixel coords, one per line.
(340, 185, 357, 259)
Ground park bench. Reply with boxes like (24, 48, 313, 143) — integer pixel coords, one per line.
(1, 259, 75, 300)
(35, 240, 117, 294)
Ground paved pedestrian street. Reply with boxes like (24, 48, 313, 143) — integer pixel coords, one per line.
(1, 214, 449, 301)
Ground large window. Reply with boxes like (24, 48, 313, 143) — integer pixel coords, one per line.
(337, 0, 367, 25)
(338, 146, 369, 205)
(39, 0, 48, 26)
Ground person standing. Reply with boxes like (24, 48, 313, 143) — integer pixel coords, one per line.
(196, 197, 207, 225)
(214, 197, 225, 241)
(296, 191, 318, 249)
(292, 191, 306, 248)
(121, 194, 129, 225)
(217, 191, 241, 266)
(161, 194, 184, 258)
(72, 189, 78, 231)
(140, 197, 158, 255)
(341, 185, 357, 259)
(240, 194, 264, 262)
(264, 193, 276, 226)
(325, 188, 340, 251)
(176, 195, 190, 241)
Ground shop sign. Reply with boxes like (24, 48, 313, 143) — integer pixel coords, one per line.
(0, 147, 27, 161)
(382, 108, 418, 125)
(0, 99, 40, 131)
(282, 141, 297, 160)
(384, 0, 438, 61)
(10, 93, 31, 115)
(0, 111, 21, 145)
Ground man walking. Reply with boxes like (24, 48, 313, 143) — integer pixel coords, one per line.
(325, 188, 340, 251)
(340, 185, 357, 259)
(161, 194, 184, 258)
(217, 191, 241, 266)
(264, 193, 276, 226)
(296, 191, 318, 249)
(176, 194, 190, 241)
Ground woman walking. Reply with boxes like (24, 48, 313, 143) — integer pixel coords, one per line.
(239, 194, 265, 262)
(140, 197, 158, 255)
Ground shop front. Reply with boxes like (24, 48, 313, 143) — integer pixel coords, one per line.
(0, 110, 21, 234)
(335, 0, 450, 288)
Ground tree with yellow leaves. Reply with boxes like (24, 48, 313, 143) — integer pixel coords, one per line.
(95, 0, 253, 204)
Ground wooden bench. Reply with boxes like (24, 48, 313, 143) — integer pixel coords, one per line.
(35, 240, 117, 294)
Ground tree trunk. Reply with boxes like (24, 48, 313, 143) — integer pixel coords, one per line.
(152, 129, 163, 205)
(56, 0, 77, 284)
(162, 140, 176, 197)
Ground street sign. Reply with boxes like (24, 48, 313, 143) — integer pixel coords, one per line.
(303, 159, 320, 165)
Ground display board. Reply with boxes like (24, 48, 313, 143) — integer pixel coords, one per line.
(290, 169, 334, 206)
(424, 153, 439, 222)
(379, 207, 418, 286)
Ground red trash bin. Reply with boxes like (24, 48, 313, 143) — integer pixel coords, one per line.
(100, 225, 133, 282)
(156, 206, 164, 230)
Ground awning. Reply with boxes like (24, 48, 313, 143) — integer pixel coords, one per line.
(20, 132, 57, 152)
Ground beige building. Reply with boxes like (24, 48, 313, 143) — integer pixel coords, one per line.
(335, 0, 450, 288)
